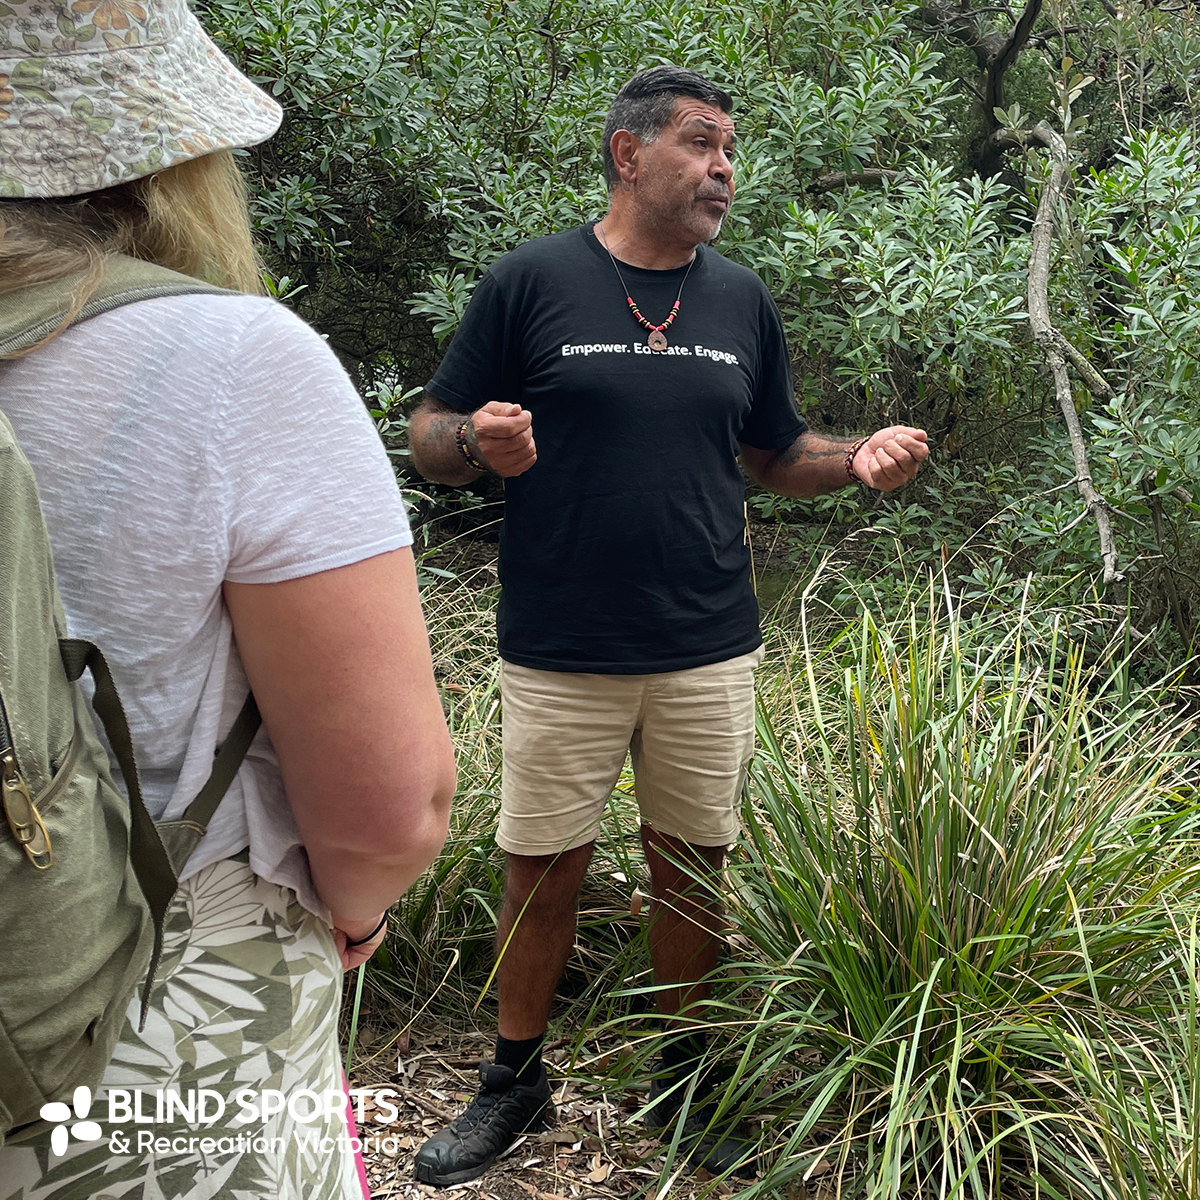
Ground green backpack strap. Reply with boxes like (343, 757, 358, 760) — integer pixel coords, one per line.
(181, 695, 262, 828)
(0, 255, 229, 358)
(157, 696, 262, 873)
(58, 639, 175, 1028)
(58, 640, 261, 1026)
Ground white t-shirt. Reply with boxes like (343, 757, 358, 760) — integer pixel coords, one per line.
(1, 293, 412, 917)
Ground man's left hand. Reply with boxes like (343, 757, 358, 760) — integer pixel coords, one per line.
(852, 426, 929, 491)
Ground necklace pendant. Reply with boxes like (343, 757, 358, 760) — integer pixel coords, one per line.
(647, 330, 668, 352)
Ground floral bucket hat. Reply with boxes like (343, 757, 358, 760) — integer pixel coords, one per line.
(0, 0, 282, 198)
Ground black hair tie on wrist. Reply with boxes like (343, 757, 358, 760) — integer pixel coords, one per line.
(344, 914, 388, 948)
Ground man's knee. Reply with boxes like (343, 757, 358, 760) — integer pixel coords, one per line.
(644, 825, 725, 875)
(504, 842, 596, 912)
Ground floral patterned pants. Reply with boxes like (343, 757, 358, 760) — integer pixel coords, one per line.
(0, 858, 362, 1200)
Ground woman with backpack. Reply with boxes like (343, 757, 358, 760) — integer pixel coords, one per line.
(0, 0, 456, 1195)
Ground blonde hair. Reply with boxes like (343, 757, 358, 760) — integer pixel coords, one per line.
(0, 150, 265, 355)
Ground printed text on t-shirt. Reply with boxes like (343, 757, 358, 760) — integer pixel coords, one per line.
(561, 342, 739, 365)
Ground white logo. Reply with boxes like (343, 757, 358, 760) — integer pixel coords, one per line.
(37, 1083, 406, 1160)
(40, 1086, 104, 1156)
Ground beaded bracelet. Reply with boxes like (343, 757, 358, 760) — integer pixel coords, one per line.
(845, 437, 870, 483)
(344, 913, 388, 948)
(455, 420, 489, 473)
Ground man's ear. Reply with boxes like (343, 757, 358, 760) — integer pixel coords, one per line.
(609, 129, 641, 186)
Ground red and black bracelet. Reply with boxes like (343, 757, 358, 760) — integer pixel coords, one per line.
(455, 420, 489, 473)
(845, 437, 870, 482)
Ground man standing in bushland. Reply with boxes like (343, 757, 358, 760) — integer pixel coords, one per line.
(408, 65, 928, 1185)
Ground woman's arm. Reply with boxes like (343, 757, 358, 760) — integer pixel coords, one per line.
(223, 547, 455, 944)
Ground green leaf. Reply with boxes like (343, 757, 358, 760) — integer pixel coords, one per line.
(11, 84, 55, 103)
(10, 58, 45, 86)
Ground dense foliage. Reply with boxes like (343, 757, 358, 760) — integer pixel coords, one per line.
(198, 0, 1200, 667)
(371, 573, 1200, 1198)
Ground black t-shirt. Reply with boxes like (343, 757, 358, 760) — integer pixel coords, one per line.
(426, 223, 805, 673)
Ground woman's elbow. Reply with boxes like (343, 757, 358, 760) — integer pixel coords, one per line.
(372, 750, 455, 866)
(422, 755, 456, 859)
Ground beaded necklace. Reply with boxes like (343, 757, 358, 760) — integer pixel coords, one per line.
(596, 222, 695, 352)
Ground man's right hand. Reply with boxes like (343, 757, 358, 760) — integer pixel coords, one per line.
(469, 402, 537, 477)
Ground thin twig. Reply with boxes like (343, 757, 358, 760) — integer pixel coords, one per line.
(403, 1089, 458, 1123)
(1027, 121, 1123, 586)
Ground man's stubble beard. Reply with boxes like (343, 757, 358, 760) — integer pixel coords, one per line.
(641, 187, 728, 250)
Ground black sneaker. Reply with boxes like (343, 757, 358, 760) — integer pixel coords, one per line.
(644, 1063, 756, 1179)
(413, 1061, 554, 1186)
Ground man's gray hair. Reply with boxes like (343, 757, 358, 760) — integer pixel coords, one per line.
(601, 66, 733, 190)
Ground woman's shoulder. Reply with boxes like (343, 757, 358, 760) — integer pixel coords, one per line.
(87, 291, 324, 353)
(80, 291, 355, 403)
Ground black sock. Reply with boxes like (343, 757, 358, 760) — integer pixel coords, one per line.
(660, 1030, 708, 1077)
(494, 1033, 545, 1086)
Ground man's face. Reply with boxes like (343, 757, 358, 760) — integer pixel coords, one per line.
(633, 98, 736, 245)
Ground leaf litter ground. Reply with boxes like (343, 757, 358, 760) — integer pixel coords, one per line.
(350, 1028, 776, 1200)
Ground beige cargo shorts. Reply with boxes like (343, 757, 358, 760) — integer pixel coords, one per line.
(497, 646, 764, 856)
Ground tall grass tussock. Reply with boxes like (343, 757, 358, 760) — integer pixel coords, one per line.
(650, 575, 1200, 1198)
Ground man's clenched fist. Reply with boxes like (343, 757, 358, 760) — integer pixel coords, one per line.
(468, 401, 537, 478)
(852, 425, 929, 491)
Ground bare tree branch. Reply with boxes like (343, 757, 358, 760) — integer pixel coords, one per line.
(985, 0, 1043, 115)
(1029, 24, 1083, 47)
(979, 126, 1026, 157)
(916, 0, 1045, 174)
(810, 168, 901, 193)
(1027, 120, 1123, 586)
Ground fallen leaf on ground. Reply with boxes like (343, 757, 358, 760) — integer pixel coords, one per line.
(542, 1129, 587, 1146)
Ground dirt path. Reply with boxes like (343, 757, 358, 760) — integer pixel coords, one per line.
(351, 1034, 750, 1200)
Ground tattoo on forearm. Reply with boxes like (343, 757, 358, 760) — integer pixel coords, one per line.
(409, 399, 481, 484)
(418, 412, 461, 453)
(776, 433, 855, 468)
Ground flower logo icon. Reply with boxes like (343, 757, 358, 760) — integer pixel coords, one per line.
(40, 1086, 104, 1156)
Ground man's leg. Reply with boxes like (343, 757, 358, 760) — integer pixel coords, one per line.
(413, 845, 594, 1186)
(642, 825, 728, 1115)
(641, 826, 753, 1176)
(415, 661, 640, 1187)
(630, 650, 762, 1176)
(641, 825, 724, 1022)
(497, 843, 596, 1040)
